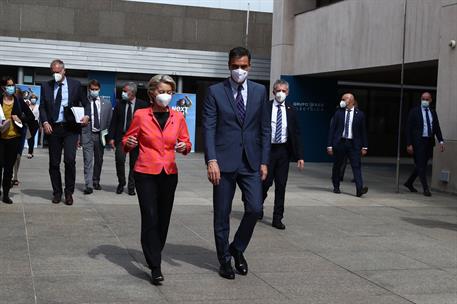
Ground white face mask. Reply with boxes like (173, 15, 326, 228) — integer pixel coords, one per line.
(230, 68, 248, 84)
(53, 73, 63, 83)
(421, 100, 430, 108)
(122, 91, 129, 101)
(339, 100, 347, 108)
(275, 91, 287, 103)
(155, 93, 172, 108)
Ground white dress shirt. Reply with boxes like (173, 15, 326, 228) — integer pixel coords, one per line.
(91, 97, 101, 132)
(342, 108, 354, 139)
(123, 98, 136, 132)
(421, 107, 433, 137)
(229, 78, 247, 107)
(271, 100, 288, 143)
(53, 77, 68, 123)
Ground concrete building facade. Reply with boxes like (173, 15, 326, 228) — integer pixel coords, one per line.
(271, 0, 457, 193)
(0, 0, 272, 151)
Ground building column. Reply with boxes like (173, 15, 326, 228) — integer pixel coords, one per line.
(177, 76, 183, 93)
(432, 1, 457, 194)
(17, 67, 24, 84)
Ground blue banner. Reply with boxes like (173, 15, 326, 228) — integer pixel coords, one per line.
(171, 93, 196, 152)
(281, 76, 338, 162)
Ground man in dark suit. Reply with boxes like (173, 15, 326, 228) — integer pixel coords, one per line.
(261, 79, 304, 230)
(107, 82, 148, 195)
(404, 92, 445, 196)
(81, 79, 113, 194)
(39, 59, 90, 205)
(203, 47, 271, 280)
(327, 93, 368, 197)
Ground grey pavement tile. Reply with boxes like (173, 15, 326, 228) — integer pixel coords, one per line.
(158, 273, 288, 302)
(319, 250, 432, 271)
(356, 269, 457, 295)
(34, 274, 165, 304)
(256, 270, 389, 298)
(287, 294, 414, 304)
(248, 251, 343, 273)
(0, 277, 35, 304)
(403, 293, 457, 304)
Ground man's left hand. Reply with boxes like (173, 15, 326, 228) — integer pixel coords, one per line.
(297, 160, 305, 171)
(440, 143, 445, 152)
(260, 164, 268, 181)
(80, 115, 90, 126)
(361, 149, 368, 156)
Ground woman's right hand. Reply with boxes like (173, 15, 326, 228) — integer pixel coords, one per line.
(126, 136, 138, 149)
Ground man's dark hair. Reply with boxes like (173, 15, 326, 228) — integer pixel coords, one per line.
(228, 47, 251, 63)
(88, 79, 101, 88)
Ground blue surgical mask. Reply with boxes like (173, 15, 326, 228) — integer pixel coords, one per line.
(30, 98, 37, 105)
(5, 86, 15, 96)
(122, 91, 129, 101)
(89, 90, 100, 98)
(421, 100, 430, 108)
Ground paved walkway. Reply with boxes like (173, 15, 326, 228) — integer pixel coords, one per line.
(1, 149, 456, 304)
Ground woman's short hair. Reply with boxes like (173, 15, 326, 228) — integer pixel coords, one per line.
(147, 74, 176, 94)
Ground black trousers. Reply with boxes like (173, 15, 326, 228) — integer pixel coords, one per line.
(406, 137, 433, 191)
(47, 124, 78, 196)
(0, 137, 21, 196)
(332, 139, 364, 192)
(262, 144, 290, 221)
(115, 142, 138, 191)
(27, 120, 39, 155)
(134, 171, 178, 270)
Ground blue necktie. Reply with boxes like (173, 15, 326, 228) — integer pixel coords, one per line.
(275, 105, 282, 143)
(343, 109, 352, 138)
(425, 108, 432, 137)
(236, 85, 245, 123)
(53, 83, 63, 122)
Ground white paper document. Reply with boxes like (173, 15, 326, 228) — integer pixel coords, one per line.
(71, 107, 85, 123)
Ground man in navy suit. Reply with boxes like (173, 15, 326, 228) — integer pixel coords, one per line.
(203, 47, 271, 280)
(40, 59, 90, 205)
(261, 79, 304, 230)
(404, 92, 445, 196)
(327, 93, 368, 197)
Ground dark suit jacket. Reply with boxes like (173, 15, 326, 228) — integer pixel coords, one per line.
(267, 100, 304, 162)
(0, 96, 35, 131)
(202, 79, 271, 172)
(327, 108, 368, 150)
(107, 98, 149, 144)
(406, 106, 443, 147)
(81, 97, 113, 145)
(39, 78, 89, 132)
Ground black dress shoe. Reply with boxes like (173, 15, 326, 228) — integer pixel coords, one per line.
(272, 220, 286, 230)
(356, 186, 368, 197)
(128, 189, 136, 196)
(423, 190, 432, 197)
(404, 183, 418, 193)
(150, 268, 164, 285)
(116, 184, 124, 194)
(52, 194, 61, 204)
(93, 184, 102, 190)
(229, 244, 248, 275)
(84, 187, 93, 195)
(2, 196, 13, 204)
(218, 261, 235, 280)
(333, 188, 341, 194)
(64, 194, 74, 206)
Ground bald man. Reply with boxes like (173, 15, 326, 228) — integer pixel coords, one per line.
(404, 92, 444, 197)
(327, 93, 368, 197)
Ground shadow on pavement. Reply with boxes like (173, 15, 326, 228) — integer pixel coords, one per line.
(402, 217, 457, 231)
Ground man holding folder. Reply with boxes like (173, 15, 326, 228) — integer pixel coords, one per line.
(81, 80, 113, 194)
(39, 59, 90, 205)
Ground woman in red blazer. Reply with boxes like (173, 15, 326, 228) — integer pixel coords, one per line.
(122, 74, 191, 285)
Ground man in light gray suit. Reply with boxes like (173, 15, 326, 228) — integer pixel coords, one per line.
(82, 79, 113, 194)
